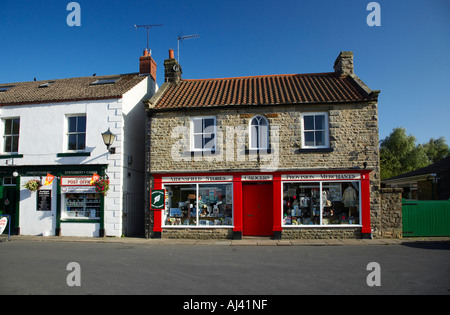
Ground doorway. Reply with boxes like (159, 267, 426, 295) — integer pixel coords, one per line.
(1, 186, 19, 235)
(243, 183, 273, 236)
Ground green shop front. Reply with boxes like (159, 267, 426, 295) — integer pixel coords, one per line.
(0, 165, 107, 237)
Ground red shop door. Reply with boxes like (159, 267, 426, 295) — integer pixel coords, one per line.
(243, 183, 273, 236)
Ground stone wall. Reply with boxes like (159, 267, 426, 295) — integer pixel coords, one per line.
(380, 188, 403, 238)
(148, 103, 379, 173)
(162, 228, 233, 239)
(282, 227, 361, 239)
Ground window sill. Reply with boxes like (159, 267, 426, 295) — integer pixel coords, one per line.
(282, 224, 362, 228)
(57, 152, 91, 157)
(294, 148, 333, 154)
(0, 154, 23, 159)
(162, 225, 234, 229)
(245, 148, 272, 154)
(184, 150, 219, 156)
(60, 219, 100, 223)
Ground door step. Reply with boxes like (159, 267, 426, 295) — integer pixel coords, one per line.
(242, 236, 273, 240)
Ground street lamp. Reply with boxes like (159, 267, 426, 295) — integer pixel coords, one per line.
(102, 128, 116, 154)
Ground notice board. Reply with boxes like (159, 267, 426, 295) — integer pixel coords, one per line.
(37, 190, 52, 211)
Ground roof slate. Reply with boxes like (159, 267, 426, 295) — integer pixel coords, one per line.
(0, 73, 146, 106)
(149, 72, 376, 110)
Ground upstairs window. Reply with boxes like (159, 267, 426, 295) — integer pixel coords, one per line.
(67, 115, 86, 151)
(3, 118, 20, 153)
(38, 81, 56, 88)
(0, 85, 15, 92)
(90, 78, 118, 86)
(190, 116, 216, 152)
(249, 115, 269, 150)
(301, 112, 329, 148)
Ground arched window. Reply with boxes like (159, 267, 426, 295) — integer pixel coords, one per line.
(249, 115, 269, 150)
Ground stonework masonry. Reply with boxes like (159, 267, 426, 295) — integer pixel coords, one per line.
(380, 188, 403, 238)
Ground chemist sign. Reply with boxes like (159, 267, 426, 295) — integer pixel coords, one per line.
(150, 189, 165, 210)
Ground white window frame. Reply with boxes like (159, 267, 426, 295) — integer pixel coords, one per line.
(2, 117, 20, 154)
(162, 182, 234, 228)
(190, 116, 217, 152)
(249, 115, 269, 150)
(281, 180, 362, 227)
(66, 114, 87, 152)
(301, 112, 329, 149)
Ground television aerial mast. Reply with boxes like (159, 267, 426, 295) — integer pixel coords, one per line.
(177, 34, 200, 63)
(134, 24, 163, 52)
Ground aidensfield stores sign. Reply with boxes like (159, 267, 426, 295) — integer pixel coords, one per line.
(162, 176, 233, 182)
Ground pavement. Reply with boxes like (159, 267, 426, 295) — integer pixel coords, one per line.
(3, 235, 450, 246)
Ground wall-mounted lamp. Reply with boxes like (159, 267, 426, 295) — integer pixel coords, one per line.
(102, 128, 116, 154)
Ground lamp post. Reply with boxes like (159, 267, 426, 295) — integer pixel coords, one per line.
(102, 128, 116, 154)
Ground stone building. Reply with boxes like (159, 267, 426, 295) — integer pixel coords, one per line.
(145, 50, 380, 239)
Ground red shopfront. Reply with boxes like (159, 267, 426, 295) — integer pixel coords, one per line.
(151, 170, 372, 239)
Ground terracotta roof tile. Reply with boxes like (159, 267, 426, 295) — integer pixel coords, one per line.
(150, 72, 375, 110)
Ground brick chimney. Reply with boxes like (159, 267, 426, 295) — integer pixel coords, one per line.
(164, 49, 182, 83)
(333, 51, 354, 76)
(140, 48, 157, 81)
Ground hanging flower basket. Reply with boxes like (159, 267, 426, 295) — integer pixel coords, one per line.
(91, 177, 110, 196)
(24, 179, 41, 192)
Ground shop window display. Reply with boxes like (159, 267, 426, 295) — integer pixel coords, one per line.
(63, 193, 101, 219)
(163, 183, 233, 227)
(283, 182, 360, 226)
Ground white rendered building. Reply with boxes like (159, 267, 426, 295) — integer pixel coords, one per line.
(0, 50, 157, 237)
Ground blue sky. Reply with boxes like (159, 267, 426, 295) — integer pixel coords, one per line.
(1, 0, 449, 144)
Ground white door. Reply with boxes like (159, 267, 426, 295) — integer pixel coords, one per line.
(20, 178, 56, 236)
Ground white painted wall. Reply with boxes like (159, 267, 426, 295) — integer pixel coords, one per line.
(0, 75, 155, 237)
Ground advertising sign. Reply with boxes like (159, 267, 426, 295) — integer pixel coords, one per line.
(150, 189, 165, 210)
(0, 217, 8, 235)
(61, 176, 92, 186)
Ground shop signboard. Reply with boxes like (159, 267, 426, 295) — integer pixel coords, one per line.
(150, 189, 165, 210)
(61, 176, 92, 186)
(281, 173, 361, 181)
(241, 175, 273, 181)
(162, 176, 233, 183)
(0, 217, 7, 235)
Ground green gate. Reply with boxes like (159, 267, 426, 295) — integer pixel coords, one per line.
(402, 200, 450, 237)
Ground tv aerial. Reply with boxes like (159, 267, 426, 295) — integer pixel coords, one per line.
(134, 24, 163, 52)
(177, 34, 200, 63)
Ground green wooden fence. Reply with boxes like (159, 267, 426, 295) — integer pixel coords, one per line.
(402, 200, 450, 237)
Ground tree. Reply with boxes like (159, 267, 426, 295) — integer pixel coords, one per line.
(379, 128, 448, 180)
(421, 137, 450, 163)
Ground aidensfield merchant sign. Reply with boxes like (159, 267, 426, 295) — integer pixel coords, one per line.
(281, 173, 361, 180)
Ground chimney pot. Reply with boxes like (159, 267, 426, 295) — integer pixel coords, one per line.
(164, 49, 182, 83)
(139, 50, 157, 81)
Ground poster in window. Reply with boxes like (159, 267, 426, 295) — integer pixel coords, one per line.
(37, 190, 52, 211)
